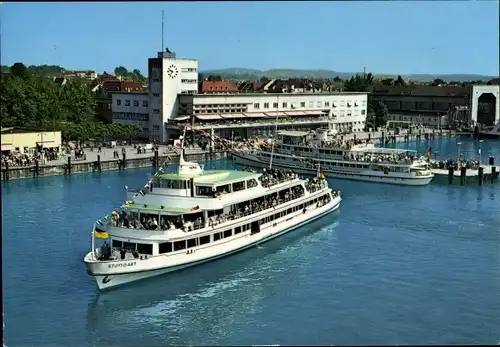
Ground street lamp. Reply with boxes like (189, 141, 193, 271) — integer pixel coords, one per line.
(478, 139, 483, 166)
(457, 142, 462, 167)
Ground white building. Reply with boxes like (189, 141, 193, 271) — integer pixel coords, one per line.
(111, 92, 150, 137)
(148, 50, 198, 142)
(111, 50, 369, 142)
(470, 85, 499, 126)
(175, 92, 368, 139)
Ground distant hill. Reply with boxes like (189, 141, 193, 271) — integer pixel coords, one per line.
(202, 68, 498, 82)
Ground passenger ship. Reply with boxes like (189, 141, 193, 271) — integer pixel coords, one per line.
(233, 129, 434, 186)
(83, 145, 341, 290)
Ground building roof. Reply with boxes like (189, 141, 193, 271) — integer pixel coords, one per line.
(191, 91, 367, 97)
(199, 81, 239, 93)
(1, 127, 61, 134)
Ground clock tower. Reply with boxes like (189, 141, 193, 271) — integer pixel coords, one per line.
(148, 49, 199, 143)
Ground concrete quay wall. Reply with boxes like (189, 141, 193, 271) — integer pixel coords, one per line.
(1, 150, 229, 181)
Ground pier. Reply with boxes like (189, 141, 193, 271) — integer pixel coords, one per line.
(431, 165, 499, 186)
(1, 146, 229, 181)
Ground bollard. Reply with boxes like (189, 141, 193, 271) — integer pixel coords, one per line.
(67, 156, 72, 174)
(154, 150, 159, 168)
(122, 152, 126, 169)
(478, 167, 483, 186)
(34, 159, 40, 178)
(97, 154, 102, 172)
(460, 166, 466, 186)
(492, 166, 497, 183)
(448, 166, 454, 185)
(489, 157, 495, 166)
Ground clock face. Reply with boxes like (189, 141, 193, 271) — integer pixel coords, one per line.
(167, 64, 178, 79)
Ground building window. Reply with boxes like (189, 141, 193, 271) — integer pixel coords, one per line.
(152, 125, 160, 131)
(361, 110, 366, 115)
(316, 101, 321, 108)
(300, 102, 305, 108)
(153, 78, 160, 83)
(125, 100, 130, 107)
(308, 101, 314, 108)
(153, 93, 160, 97)
(254, 103, 260, 109)
(142, 127, 149, 132)
(282, 102, 287, 108)
(116, 99, 121, 106)
(133, 100, 139, 107)
(273, 102, 278, 108)
(325, 102, 330, 107)
(153, 109, 160, 114)
(263, 103, 269, 109)
(181, 79, 197, 83)
(142, 100, 148, 107)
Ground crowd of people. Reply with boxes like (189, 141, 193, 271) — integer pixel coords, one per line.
(430, 158, 480, 170)
(1, 147, 64, 168)
(305, 176, 328, 193)
(343, 151, 418, 165)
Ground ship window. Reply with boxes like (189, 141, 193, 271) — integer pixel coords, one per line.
(214, 232, 222, 241)
(137, 243, 153, 255)
(199, 235, 210, 245)
(173, 241, 186, 251)
(247, 179, 258, 188)
(216, 184, 231, 194)
(287, 208, 292, 214)
(223, 229, 232, 238)
(159, 242, 172, 253)
(196, 185, 212, 196)
(187, 238, 196, 248)
(234, 226, 242, 234)
(112, 240, 123, 248)
(123, 242, 135, 250)
(232, 181, 245, 192)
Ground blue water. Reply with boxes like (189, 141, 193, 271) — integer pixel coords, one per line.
(3, 137, 500, 346)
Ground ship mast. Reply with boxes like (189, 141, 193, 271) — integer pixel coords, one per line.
(269, 94, 279, 169)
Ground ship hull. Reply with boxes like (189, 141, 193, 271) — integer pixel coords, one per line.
(232, 152, 434, 186)
(89, 196, 341, 290)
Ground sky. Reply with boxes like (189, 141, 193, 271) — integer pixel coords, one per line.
(1, 1, 499, 76)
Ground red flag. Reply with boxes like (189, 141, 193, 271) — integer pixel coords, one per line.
(191, 205, 200, 211)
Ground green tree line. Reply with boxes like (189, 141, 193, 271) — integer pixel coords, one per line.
(1, 62, 141, 141)
(114, 66, 147, 84)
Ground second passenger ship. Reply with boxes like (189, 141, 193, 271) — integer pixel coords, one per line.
(233, 129, 434, 186)
(84, 139, 341, 290)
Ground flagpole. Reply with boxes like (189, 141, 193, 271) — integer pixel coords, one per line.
(91, 223, 96, 260)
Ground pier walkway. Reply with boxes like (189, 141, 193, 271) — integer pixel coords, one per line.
(431, 165, 499, 185)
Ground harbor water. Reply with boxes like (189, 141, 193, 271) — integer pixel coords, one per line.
(3, 137, 500, 346)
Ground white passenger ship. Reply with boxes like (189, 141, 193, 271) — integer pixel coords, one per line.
(83, 146, 341, 290)
(233, 129, 434, 186)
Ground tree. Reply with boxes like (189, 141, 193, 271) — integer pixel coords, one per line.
(207, 75, 222, 82)
(431, 78, 445, 86)
(343, 73, 374, 92)
(260, 76, 270, 83)
(10, 62, 28, 79)
(132, 69, 146, 83)
(114, 66, 128, 77)
(372, 101, 389, 127)
(333, 76, 343, 83)
(198, 73, 205, 82)
(395, 75, 406, 87)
